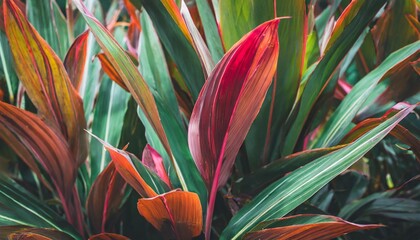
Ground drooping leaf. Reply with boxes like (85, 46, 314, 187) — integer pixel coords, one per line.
(243, 214, 381, 240)
(314, 41, 420, 148)
(0, 176, 81, 240)
(283, 0, 387, 155)
(87, 162, 126, 234)
(64, 31, 89, 90)
(137, 190, 203, 239)
(4, 0, 87, 166)
(220, 105, 415, 240)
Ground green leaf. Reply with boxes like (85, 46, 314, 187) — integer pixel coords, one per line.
(26, 0, 69, 59)
(220, 105, 414, 240)
(315, 41, 420, 148)
(0, 176, 81, 240)
(283, 0, 387, 155)
(137, 0, 205, 99)
(195, 0, 224, 62)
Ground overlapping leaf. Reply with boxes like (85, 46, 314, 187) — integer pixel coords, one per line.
(4, 0, 87, 166)
(64, 31, 89, 90)
(137, 190, 202, 239)
(1, 226, 74, 240)
(87, 162, 126, 233)
(283, 0, 387, 155)
(221, 105, 415, 239)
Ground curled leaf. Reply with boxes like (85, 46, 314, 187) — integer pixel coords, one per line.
(142, 144, 171, 188)
(64, 31, 89, 90)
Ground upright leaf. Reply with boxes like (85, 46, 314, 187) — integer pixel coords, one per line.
(4, 0, 87, 165)
(64, 31, 89, 90)
(283, 0, 387, 155)
(188, 18, 280, 238)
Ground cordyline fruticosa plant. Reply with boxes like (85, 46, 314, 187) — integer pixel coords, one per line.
(0, 0, 419, 239)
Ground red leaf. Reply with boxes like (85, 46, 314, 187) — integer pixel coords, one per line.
(64, 31, 89, 90)
(142, 144, 172, 188)
(188, 18, 280, 189)
(87, 162, 126, 233)
(137, 190, 202, 239)
(97, 53, 129, 91)
(123, 0, 141, 30)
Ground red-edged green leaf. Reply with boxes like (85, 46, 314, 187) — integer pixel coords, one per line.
(97, 53, 129, 91)
(142, 144, 171, 188)
(1, 227, 73, 240)
(64, 31, 89, 90)
(221, 106, 414, 240)
(243, 215, 381, 240)
(89, 233, 130, 240)
(87, 162, 126, 233)
(340, 106, 420, 161)
(0, 102, 85, 233)
(188, 18, 280, 189)
(4, 0, 87, 166)
(137, 190, 203, 239)
(236, 145, 345, 195)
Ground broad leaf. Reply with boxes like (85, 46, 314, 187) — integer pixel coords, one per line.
(4, 0, 87, 165)
(137, 190, 203, 239)
(220, 105, 414, 239)
(89, 233, 130, 240)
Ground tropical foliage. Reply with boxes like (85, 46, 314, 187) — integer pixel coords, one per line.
(0, 0, 419, 239)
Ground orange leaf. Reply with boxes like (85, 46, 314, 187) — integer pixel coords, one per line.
(123, 0, 141, 30)
(97, 53, 129, 91)
(90, 134, 158, 198)
(64, 31, 89, 90)
(89, 233, 130, 240)
(4, 0, 87, 166)
(243, 215, 381, 240)
(137, 190, 202, 239)
(1, 226, 73, 240)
